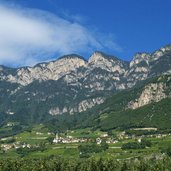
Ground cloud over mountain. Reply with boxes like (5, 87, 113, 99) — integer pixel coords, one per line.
(0, 4, 121, 67)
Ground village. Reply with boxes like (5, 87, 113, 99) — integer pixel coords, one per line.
(1, 125, 171, 152)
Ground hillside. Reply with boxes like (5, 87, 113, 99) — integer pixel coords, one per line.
(41, 74, 171, 133)
(86, 75, 171, 130)
(0, 44, 171, 128)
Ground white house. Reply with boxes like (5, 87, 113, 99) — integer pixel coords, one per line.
(96, 138, 102, 144)
(53, 134, 60, 143)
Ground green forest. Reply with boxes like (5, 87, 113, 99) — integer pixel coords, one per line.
(0, 156, 171, 171)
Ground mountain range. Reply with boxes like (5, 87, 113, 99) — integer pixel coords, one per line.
(0, 44, 171, 130)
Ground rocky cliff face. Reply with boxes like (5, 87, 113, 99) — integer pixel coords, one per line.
(4, 55, 87, 86)
(126, 45, 171, 87)
(128, 75, 171, 109)
(88, 51, 127, 74)
(128, 82, 167, 109)
(0, 45, 171, 117)
(49, 97, 105, 115)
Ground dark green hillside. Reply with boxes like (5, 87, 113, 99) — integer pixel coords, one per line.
(71, 74, 171, 131)
(95, 75, 171, 130)
(1, 74, 170, 133)
(43, 74, 171, 132)
(100, 98, 171, 130)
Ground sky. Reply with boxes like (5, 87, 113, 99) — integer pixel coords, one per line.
(0, 0, 171, 67)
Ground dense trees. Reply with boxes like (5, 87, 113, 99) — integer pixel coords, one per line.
(78, 142, 109, 158)
(160, 145, 171, 157)
(46, 135, 55, 144)
(141, 139, 152, 147)
(122, 142, 145, 150)
(16, 143, 46, 157)
(121, 139, 151, 150)
(0, 156, 171, 171)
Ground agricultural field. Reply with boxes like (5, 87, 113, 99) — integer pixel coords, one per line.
(0, 124, 171, 160)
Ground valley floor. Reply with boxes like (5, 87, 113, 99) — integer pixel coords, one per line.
(0, 124, 171, 161)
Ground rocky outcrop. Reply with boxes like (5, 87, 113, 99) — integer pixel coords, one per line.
(88, 51, 128, 74)
(77, 97, 105, 113)
(125, 45, 171, 88)
(152, 45, 171, 61)
(5, 55, 87, 86)
(49, 107, 68, 115)
(129, 53, 151, 68)
(49, 97, 105, 115)
(128, 83, 167, 109)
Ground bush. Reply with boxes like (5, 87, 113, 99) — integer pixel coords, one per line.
(141, 139, 152, 147)
(160, 146, 171, 156)
(122, 142, 145, 150)
(78, 142, 109, 157)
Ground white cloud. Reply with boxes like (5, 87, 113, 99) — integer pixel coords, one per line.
(0, 4, 122, 67)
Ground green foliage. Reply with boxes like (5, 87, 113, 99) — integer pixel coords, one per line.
(78, 142, 109, 158)
(16, 144, 46, 157)
(99, 98, 171, 131)
(12, 125, 22, 132)
(160, 145, 171, 157)
(0, 156, 171, 171)
(46, 136, 55, 144)
(122, 139, 152, 150)
(165, 147, 171, 157)
(16, 147, 33, 157)
(101, 140, 109, 150)
(141, 139, 152, 147)
(125, 130, 158, 136)
(122, 142, 145, 150)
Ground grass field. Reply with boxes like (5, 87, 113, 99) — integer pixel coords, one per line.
(1, 125, 171, 160)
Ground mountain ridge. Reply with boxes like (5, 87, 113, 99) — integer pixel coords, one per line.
(1, 43, 171, 70)
(1, 43, 170, 87)
(0, 44, 171, 125)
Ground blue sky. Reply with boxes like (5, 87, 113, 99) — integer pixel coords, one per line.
(0, 0, 171, 66)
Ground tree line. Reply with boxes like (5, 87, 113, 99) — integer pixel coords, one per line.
(0, 156, 171, 171)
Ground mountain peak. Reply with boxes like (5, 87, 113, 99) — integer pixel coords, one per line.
(58, 54, 87, 62)
(152, 44, 171, 60)
(88, 51, 128, 74)
(133, 52, 150, 59)
(159, 44, 171, 52)
(88, 51, 120, 64)
(130, 52, 151, 68)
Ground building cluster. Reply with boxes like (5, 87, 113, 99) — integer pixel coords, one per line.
(1, 144, 13, 151)
(1, 142, 32, 151)
(96, 137, 118, 144)
(53, 134, 87, 144)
